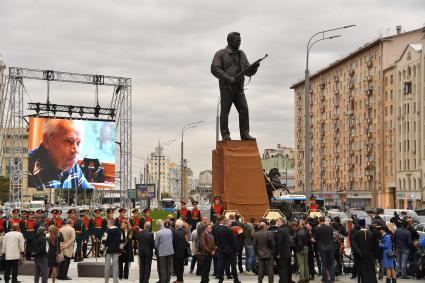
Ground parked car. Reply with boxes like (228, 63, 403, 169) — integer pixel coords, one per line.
(415, 223, 425, 239)
(346, 209, 372, 226)
(327, 209, 350, 225)
(382, 209, 423, 224)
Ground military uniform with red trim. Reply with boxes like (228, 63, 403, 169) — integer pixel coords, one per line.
(142, 209, 152, 232)
(115, 208, 128, 228)
(210, 196, 224, 224)
(35, 209, 48, 230)
(81, 210, 91, 258)
(176, 201, 192, 223)
(6, 209, 21, 233)
(190, 201, 201, 230)
(0, 210, 6, 234)
(23, 211, 37, 260)
(129, 209, 144, 254)
(90, 209, 106, 257)
(50, 210, 64, 228)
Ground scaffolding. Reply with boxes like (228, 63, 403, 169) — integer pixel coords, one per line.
(0, 67, 132, 208)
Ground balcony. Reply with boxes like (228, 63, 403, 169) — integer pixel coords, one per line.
(348, 83, 355, 89)
(319, 82, 325, 89)
(364, 86, 373, 96)
(348, 69, 355, 76)
(366, 75, 373, 82)
(347, 109, 354, 116)
(349, 135, 354, 142)
(366, 118, 372, 124)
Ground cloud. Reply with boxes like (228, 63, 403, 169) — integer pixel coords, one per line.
(1, 0, 424, 179)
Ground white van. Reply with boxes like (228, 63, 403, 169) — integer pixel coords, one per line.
(30, 200, 46, 212)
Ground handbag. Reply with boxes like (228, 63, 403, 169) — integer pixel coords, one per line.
(387, 250, 396, 258)
(56, 234, 65, 263)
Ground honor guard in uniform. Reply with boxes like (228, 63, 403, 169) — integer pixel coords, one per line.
(80, 209, 91, 258)
(19, 210, 28, 231)
(142, 209, 152, 231)
(106, 207, 115, 222)
(35, 209, 48, 230)
(69, 209, 87, 262)
(129, 209, 143, 255)
(23, 211, 37, 260)
(6, 209, 21, 232)
(190, 201, 201, 230)
(177, 200, 192, 223)
(115, 208, 128, 227)
(210, 196, 224, 224)
(91, 208, 106, 257)
(0, 210, 5, 234)
(51, 209, 64, 228)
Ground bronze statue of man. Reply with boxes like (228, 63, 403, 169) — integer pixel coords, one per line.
(211, 32, 260, 141)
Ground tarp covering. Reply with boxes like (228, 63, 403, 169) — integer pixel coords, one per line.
(212, 140, 269, 222)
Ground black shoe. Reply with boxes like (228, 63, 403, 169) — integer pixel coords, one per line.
(350, 275, 357, 279)
(63, 277, 72, 280)
(241, 134, 255, 140)
(227, 275, 233, 279)
(222, 136, 231, 141)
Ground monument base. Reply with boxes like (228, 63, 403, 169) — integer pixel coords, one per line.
(212, 140, 269, 221)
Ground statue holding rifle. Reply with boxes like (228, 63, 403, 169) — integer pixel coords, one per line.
(211, 32, 267, 141)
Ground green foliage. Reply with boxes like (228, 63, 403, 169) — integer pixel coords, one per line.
(150, 210, 176, 232)
(160, 192, 171, 199)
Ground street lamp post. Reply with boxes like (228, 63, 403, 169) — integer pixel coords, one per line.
(181, 121, 203, 200)
(304, 25, 356, 206)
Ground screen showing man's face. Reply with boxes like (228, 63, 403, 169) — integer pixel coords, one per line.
(43, 121, 81, 172)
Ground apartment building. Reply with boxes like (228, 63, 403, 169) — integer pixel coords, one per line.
(291, 27, 424, 209)
(394, 41, 425, 209)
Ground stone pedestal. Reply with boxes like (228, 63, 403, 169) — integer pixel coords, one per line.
(212, 140, 269, 221)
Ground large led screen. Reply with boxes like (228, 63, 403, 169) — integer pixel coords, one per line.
(28, 117, 116, 189)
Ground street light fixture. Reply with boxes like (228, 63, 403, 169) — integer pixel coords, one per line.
(181, 121, 203, 200)
(304, 25, 356, 206)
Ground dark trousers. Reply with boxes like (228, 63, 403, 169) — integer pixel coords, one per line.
(320, 248, 335, 283)
(75, 239, 83, 260)
(82, 239, 88, 258)
(277, 257, 290, 283)
(25, 238, 33, 260)
(214, 252, 230, 277)
(139, 255, 152, 283)
(118, 258, 130, 279)
(158, 255, 173, 283)
(220, 91, 249, 138)
(258, 257, 274, 283)
(237, 249, 244, 272)
(173, 257, 184, 282)
(58, 256, 71, 279)
(190, 255, 197, 272)
(34, 256, 48, 283)
(201, 255, 213, 283)
(4, 259, 19, 283)
(218, 252, 238, 282)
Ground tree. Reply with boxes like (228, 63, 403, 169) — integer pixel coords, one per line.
(0, 176, 10, 203)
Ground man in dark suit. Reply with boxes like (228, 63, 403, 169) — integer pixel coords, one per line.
(136, 222, 154, 283)
(276, 217, 291, 283)
(173, 219, 188, 283)
(215, 218, 241, 283)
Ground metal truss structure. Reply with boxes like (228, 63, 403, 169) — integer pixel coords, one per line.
(0, 67, 132, 208)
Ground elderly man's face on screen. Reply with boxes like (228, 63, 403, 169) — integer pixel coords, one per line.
(42, 120, 82, 172)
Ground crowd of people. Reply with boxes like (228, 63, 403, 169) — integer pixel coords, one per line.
(0, 197, 425, 283)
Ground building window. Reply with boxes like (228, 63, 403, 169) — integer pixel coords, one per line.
(404, 82, 412, 94)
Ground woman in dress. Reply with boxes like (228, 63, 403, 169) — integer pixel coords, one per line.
(379, 225, 396, 283)
(47, 225, 61, 283)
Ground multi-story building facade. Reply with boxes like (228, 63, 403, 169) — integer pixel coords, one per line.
(291, 27, 424, 209)
(147, 145, 171, 198)
(261, 144, 296, 191)
(394, 42, 425, 209)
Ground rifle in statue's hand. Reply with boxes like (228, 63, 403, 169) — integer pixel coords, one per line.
(227, 54, 268, 91)
(234, 53, 268, 80)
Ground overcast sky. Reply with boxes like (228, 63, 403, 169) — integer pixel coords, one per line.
(1, 0, 425, 178)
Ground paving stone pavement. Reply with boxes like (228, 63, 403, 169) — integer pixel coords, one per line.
(14, 257, 424, 283)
